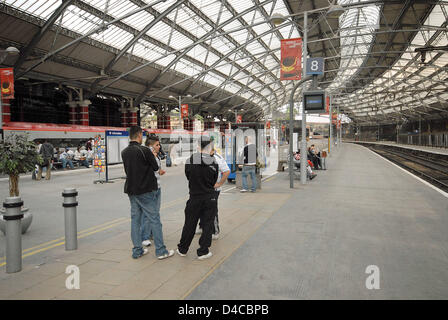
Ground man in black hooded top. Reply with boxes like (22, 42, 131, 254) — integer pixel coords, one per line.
(177, 136, 218, 260)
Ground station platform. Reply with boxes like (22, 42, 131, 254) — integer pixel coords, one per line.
(1, 143, 448, 299)
(349, 140, 448, 156)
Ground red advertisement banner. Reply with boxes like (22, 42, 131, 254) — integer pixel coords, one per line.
(236, 115, 242, 123)
(180, 104, 189, 118)
(0, 68, 14, 99)
(280, 38, 302, 81)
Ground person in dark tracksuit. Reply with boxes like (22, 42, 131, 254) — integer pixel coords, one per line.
(177, 137, 218, 260)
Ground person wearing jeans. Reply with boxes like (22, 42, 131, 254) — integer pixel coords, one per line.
(239, 136, 258, 193)
(129, 190, 167, 257)
(121, 126, 174, 260)
(141, 135, 165, 246)
(242, 164, 257, 192)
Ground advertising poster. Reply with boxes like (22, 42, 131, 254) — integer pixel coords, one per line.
(0, 68, 14, 99)
(280, 38, 302, 81)
(236, 115, 242, 123)
(93, 135, 106, 173)
(181, 104, 189, 118)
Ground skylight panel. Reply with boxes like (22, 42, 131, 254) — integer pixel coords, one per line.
(173, 59, 202, 77)
(169, 30, 195, 50)
(227, 0, 253, 13)
(91, 25, 134, 50)
(122, 10, 154, 30)
(62, 7, 102, 35)
(108, 1, 140, 18)
(153, 0, 176, 13)
(149, 21, 175, 44)
(189, 0, 222, 25)
(172, 6, 213, 38)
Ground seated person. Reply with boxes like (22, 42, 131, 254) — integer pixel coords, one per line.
(308, 145, 321, 170)
(86, 148, 94, 165)
(74, 146, 90, 168)
(311, 144, 322, 169)
(60, 148, 74, 170)
(293, 151, 316, 180)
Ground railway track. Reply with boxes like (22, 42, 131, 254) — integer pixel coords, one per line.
(363, 144, 448, 193)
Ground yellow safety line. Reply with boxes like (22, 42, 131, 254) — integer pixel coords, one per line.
(0, 217, 128, 262)
(0, 195, 189, 266)
(0, 175, 277, 268)
(0, 219, 131, 267)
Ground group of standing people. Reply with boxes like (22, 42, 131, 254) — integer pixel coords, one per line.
(121, 126, 231, 260)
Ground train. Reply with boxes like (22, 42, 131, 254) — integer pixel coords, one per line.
(2, 121, 269, 182)
(1, 121, 225, 156)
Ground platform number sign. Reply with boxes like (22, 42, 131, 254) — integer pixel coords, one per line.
(306, 58, 324, 76)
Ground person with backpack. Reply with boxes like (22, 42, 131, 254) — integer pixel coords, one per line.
(37, 139, 54, 180)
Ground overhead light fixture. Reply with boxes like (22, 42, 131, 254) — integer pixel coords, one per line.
(326, 3, 345, 19)
(5, 46, 20, 55)
(168, 95, 175, 99)
(270, 13, 287, 26)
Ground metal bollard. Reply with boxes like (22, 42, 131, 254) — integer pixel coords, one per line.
(62, 188, 78, 251)
(3, 197, 24, 273)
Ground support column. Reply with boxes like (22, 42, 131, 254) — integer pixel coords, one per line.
(79, 100, 91, 126)
(120, 101, 128, 128)
(67, 101, 78, 125)
(219, 122, 228, 133)
(1, 98, 11, 125)
(204, 120, 214, 130)
(183, 117, 193, 131)
(128, 107, 138, 127)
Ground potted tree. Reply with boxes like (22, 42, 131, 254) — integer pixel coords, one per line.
(0, 133, 42, 234)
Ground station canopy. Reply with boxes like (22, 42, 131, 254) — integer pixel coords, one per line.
(0, 0, 447, 124)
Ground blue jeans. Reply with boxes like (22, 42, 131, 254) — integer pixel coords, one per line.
(141, 188, 161, 241)
(61, 158, 74, 169)
(128, 190, 168, 257)
(242, 165, 257, 191)
(79, 159, 89, 168)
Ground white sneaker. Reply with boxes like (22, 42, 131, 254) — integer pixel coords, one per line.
(212, 234, 219, 240)
(142, 240, 152, 247)
(198, 252, 213, 260)
(133, 248, 148, 259)
(240, 189, 248, 193)
(157, 249, 174, 260)
(176, 248, 186, 257)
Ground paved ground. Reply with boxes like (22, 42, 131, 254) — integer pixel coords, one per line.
(1, 143, 447, 299)
(187, 143, 448, 299)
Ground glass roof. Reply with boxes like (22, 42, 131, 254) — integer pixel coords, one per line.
(2, 0, 446, 122)
(332, 1, 448, 124)
(4, 0, 300, 116)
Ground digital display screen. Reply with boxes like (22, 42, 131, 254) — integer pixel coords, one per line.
(304, 94, 324, 111)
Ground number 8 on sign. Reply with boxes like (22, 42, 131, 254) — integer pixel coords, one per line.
(306, 58, 324, 75)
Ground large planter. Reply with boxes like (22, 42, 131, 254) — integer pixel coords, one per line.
(0, 207, 32, 235)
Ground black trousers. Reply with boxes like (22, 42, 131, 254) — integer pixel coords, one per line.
(199, 191, 220, 234)
(178, 195, 217, 256)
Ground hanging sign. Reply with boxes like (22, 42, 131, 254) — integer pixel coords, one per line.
(0, 68, 14, 99)
(180, 104, 189, 118)
(236, 115, 242, 123)
(306, 57, 325, 75)
(280, 38, 302, 80)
